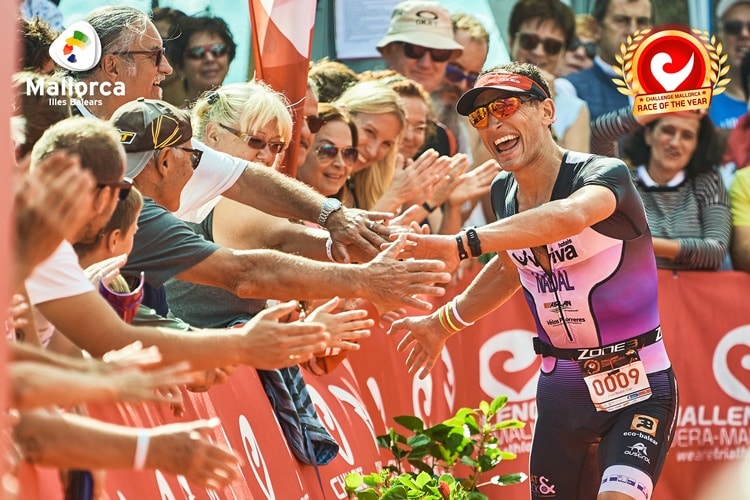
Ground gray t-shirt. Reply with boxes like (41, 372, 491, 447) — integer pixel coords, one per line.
(164, 209, 267, 328)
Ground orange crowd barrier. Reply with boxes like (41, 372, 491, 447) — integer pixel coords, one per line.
(28, 268, 750, 499)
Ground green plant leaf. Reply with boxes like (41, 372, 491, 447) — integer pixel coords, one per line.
(407, 458, 435, 475)
(407, 434, 432, 448)
(353, 491, 380, 500)
(479, 401, 490, 415)
(493, 419, 525, 430)
(467, 492, 489, 500)
(465, 415, 480, 434)
(414, 471, 433, 488)
(381, 485, 408, 500)
(460, 455, 479, 467)
(490, 395, 508, 414)
(394, 415, 425, 432)
(487, 472, 528, 486)
(345, 472, 364, 492)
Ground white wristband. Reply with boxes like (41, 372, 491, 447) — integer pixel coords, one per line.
(451, 297, 474, 326)
(133, 431, 151, 470)
(325, 237, 335, 262)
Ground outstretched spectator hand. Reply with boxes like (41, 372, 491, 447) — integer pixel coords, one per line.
(15, 411, 242, 490)
(234, 300, 330, 369)
(303, 297, 373, 352)
(376, 149, 452, 213)
(360, 234, 450, 310)
(325, 207, 394, 263)
(14, 151, 96, 287)
(10, 359, 194, 410)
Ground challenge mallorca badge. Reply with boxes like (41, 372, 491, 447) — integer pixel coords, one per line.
(614, 26, 728, 117)
(48, 21, 102, 72)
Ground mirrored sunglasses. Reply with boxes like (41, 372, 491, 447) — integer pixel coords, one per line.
(467, 95, 540, 129)
(112, 47, 165, 67)
(571, 37, 597, 59)
(170, 146, 203, 169)
(316, 144, 359, 164)
(517, 33, 564, 56)
(445, 64, 478, 86)
(186, 43, 228, 60)
(98, 177, 133, 202)
(220, 124, 285, 154)
(400, 42, 453, 63)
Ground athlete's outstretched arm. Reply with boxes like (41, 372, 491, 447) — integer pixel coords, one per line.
(388, 251, 521, 378)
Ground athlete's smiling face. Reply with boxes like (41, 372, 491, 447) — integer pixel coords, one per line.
(473, 90, 555, 170)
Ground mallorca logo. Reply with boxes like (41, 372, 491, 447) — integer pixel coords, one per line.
(48, 21, 101, 72)
(614, 25, 728, 117)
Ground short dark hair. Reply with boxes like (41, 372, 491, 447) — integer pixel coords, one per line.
(624, 115, 720, 178)
(317, 103, 359, 147)
(172, 16, 237, 68)
(74, 186, 143, 257)
(509, 0, 576, 49)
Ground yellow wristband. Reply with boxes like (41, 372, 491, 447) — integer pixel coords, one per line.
(437, 306, 453, 333)
(445, 303, 462, 332)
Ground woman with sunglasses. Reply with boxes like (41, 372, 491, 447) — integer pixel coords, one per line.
(331, 79, 451, 215)
(170, 15, 236, 106)
(166, 83, 372, 364)
(296, 103, 359, 197)
(508, 0, 591, 153)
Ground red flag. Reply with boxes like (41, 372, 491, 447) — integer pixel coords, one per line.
(249, 0, 316, 177)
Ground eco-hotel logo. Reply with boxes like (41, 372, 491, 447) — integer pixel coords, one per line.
(614, 26, 728, 117)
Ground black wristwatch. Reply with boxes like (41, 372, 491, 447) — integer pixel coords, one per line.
(318, 198, 343, 227)
(466, 227, 483, 257)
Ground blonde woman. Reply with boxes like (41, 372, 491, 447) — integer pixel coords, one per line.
(165, 82, 372, 352)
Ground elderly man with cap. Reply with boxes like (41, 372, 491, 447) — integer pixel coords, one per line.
(389, 62, 678, 500)
(110, 98, 451, 320)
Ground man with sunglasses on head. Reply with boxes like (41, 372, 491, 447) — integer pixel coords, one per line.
(69, 6, 392, 267)
(389, 62, 678, 500)
(558, 0, 652, 123)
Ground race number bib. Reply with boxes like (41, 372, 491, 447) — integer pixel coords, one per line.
(578, 349, 652, 412)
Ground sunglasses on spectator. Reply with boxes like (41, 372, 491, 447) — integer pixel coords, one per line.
(517, 33, 565, 56)
(571, 37, 597, 59)
(307, 115, 324, 133)
(170, 146, 203, 170)
(316, 144, 359, 165)
(468, 95, 541, 129)
(98, 177, 133, 202)
(400, 42, 453, 62)
(445, 64, 478, 86)
(220, 124, 285, 154)
(113, 47, 165, 67)
(722, 20, 750, 36)
(185, 43, 228, 60)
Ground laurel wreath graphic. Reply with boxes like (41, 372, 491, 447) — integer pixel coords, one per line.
(612, 28, 729, 96)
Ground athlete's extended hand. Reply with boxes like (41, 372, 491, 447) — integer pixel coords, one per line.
(387, 310, 454, 379)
